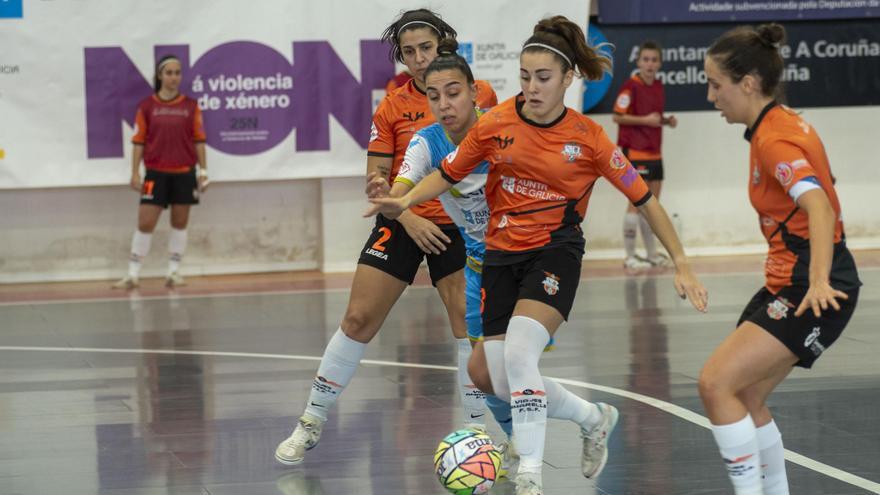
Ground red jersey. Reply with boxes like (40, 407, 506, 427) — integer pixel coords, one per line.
(368, 78, 497, 224)
(132, 94, 206, 172)
(748, 103, 860, 293)
(613, 74, 664, 159)
(385, 71, 413, 94)
(441, 95, 651, 263)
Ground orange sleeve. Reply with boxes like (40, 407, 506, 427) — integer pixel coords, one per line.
(593, 127, 651, 204)
(192, 105, 206, 142)
(476, 81, 498, 108)
(367, 97, 395, 156)
(613, 87, 633, 115)
(131, 107, 147, 144)
(760, 139, 817, 194)
(439, 120, 487, 183)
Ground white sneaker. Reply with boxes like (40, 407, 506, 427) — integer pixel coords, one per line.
(112, 276, 139, 290)
(514, 473, 543, 495)
(623, 256, 652, 269)
(165, 271, 186, 287)
(646, 253, 673, 268)
(496, 439, 519, 479)
(275, 414, 324, 465)
(581, 402, 619, 479)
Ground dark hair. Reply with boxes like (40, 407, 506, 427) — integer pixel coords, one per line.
(638, 40, 662, 61)
(708, 23, 785, 98)
(154, 55, 180, 93)
(380, 9, 457, 63)
(424, 38, 475, 84)
(521, 15, 612, 81)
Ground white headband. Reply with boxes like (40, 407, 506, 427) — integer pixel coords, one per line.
(157, 57, 180, 71)
(399, 20, 440, 35)
(523, 43, 572, 69)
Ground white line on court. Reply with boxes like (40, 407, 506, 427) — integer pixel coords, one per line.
(0, 345, 877, 493)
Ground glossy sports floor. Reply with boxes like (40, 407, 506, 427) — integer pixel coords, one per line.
(1, 253, 878, 495)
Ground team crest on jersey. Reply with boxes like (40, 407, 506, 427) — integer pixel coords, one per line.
(369, 122, 378, 143)
(501, 175, 516, 194)
(561, 143, 582, 163)
(615, 93, 631, 109)
(610, 148, 627, 169)
(498, 214, 509, 229)
(774, 162, 794, 186)
(542, 272, 560, 296)
(767, 297, 794, 320)
(399, 162, 411, 176)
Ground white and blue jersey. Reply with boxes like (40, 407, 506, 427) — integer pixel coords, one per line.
(398, 121, 489, 341)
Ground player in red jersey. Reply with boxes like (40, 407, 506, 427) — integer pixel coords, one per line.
(113, 55, 207, 289)
(613, 41, 678, 269)
(366, 15, 708, 495)
(274, 9, 498, 467)
(699, 24, 861, 495)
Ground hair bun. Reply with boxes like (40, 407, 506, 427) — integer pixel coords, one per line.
(756, 23, 785, 48)
(436, 37, 459, 56)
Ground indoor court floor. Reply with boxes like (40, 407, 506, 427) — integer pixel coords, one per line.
(0, 253, 878, 495)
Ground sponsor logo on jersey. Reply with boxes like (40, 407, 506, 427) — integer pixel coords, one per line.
(369, 122, 378, 142)
(501, 175, 515, 193)
(610, 148, 627, 169)
(615, 93, 631, 109)
(752, 164, 761, 185)
(804, 326, 826, 356)
(491, 135, 515, 149)
(561, 143, 582, 163)
(402, 111, 425, 122)
(775, 162, 794, 186)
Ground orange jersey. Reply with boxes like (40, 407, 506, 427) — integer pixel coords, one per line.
(748, 103, 860, 293)
(368, 78, 497, 223)
(441, 95, 652, 262)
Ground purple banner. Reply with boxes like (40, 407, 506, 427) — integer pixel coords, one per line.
(598, 0, 880, 24)
(84, 41, 393, 158)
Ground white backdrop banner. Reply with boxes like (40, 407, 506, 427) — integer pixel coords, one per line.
(0, 0, 588, 189)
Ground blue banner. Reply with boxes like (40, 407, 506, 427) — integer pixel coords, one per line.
(598, 0, 880, 24)
(583, 19, 880, 113)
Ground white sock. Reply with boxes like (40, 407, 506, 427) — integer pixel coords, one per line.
(505, 316, 550, 476)
(757, 420, 789, 495)
(128, 230, 152, 278)
(304, 328, 366, 421)
(711, 414, 763, 495)
(484, 340, 510, 401)
(544, 377, 601, 428)
(167, 228, 187, 275)
(457, 338, 486, 427)
(638, 215, 657, 258)
(623, 212, 639, 258)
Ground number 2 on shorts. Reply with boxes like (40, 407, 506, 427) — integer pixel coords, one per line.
(371, 227, 392, 252)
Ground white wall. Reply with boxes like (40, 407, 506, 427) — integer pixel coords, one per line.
(1, 106, 877, 282)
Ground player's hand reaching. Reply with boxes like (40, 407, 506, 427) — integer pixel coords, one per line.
(365, 172, 390, 199)
(397, 212, 450, 255)
(363, 195, 410, 220)
(795, 279, 848, 318)
(673, 264, 709, 313)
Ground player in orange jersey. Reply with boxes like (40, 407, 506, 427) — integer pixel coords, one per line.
(366, 15, 708, 495)
(274, 9, 498, 467)
(113, 55, 208, 290)
(699, 24, 861, 495)
(612, 41, 678, 269)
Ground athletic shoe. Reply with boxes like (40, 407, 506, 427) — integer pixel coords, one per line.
(165, 271, 186, 287)
(275, 414, 324, 465)
(624, 256, 652, 269)
(514, 473, 543, 495)
(646, 253, 673, 268)
(581, 402, 619, 479)
(112, 276, 139, 290)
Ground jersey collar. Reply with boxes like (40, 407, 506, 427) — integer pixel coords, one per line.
(744, 100, 778, 142)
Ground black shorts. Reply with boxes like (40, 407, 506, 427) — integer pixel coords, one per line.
(140, 169, 199, 208)
(481, 246, 582, 337)
(737, 285, 859, 368)
(357, 214, 465, 286)
(622, 149, 663, 181)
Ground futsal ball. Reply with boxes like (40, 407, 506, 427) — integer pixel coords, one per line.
(433, 428, 502, 495)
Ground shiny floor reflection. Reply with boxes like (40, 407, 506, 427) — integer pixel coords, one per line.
(0, 260, 878, 494)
